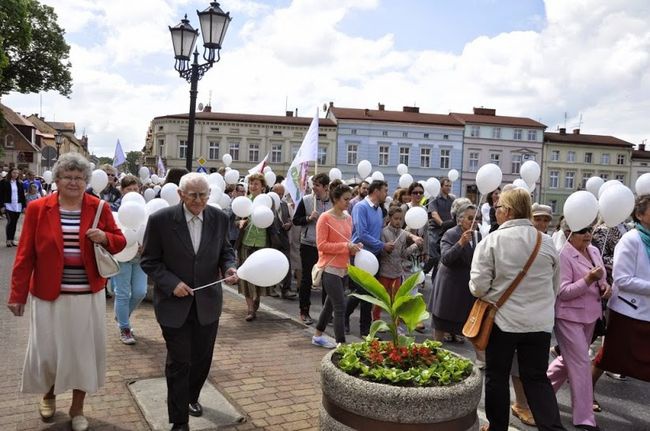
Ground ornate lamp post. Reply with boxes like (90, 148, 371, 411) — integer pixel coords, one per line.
(170, 2, 231, 172)
(55, 132, 63, 159)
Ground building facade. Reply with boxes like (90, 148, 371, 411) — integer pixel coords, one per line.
(451, 108, 546, 203)
(631, 142, 650, 191)
(327, 104, 465, 195)
(26, 115, 89, 167)
(1, 104, 41, 173)
(144, 108, 337, 177)
(541, 129, 634, 215)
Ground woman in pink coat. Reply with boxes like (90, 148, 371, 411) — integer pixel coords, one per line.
(547, 221, 611, 431)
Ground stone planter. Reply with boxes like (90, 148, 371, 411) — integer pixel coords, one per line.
(320, 350, 482, 430)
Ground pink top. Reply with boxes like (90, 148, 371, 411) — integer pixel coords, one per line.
(316, 212, 352, 270)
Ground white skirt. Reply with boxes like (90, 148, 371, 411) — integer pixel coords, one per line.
(21, 291, 106, 395)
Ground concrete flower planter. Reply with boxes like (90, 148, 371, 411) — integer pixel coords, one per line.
(320, 350, 483, 430)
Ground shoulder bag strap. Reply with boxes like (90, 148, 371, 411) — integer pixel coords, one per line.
(92, 200, 104, 229)
(495, 231, 542, 308)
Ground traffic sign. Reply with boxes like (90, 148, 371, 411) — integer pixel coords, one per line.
(197, 157, 206, 166)
(197, 166, 207, 173)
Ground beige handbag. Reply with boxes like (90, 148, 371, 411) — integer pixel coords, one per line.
(311, 256, 336, 288)
(92, 200, 120, 278)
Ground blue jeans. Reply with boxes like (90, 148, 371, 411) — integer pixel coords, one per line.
(112, 259, 147, 330)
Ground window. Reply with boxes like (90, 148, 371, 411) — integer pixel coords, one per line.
(5, 135, 15, 148)
(158, 125, 164, 131)
(492, 127, 501, 139)
(318, 146, 327, 165)
(399, 147, 410, 165)
(582, 173, 592, 189)
(402, 132, 408, 138)
(179, 139, 187, 159)
(420, 147, 431, 168)
(443, 134, 449, 140)
(469, 152, 479, 172)
(208, 141, 219, 160)
(249, 129, 258, 135)
(601, 153, 610, 164)
(293, 132, 302, 138)
(382, 131, 389, 137)
(584, 152, 592, 163)
(158, 138, 165, 155)
(600, 173, 609, 180)
(549, 170, 559, 188)
(567, 151, 576, 162)
(527, 130, 537, 141)
(490, 153, 500, 166)
(291, 144, 300, 159)
(617, 154, 625, 165)
(511, 154, 522, 174)
(229, 142, 240, 161)
(549, 200, 557, 213)
(230, 128, 239, 134)
(423, 133, 429, 139)
(272, 130, 282, 136)
(439, 148, 450, 169)
(271, 144, 282, 163)
(550, 150, 560, 161)
(351, 129, 357, 135)
(248, 143, 259, 162)
(564, 171, 575, 189)
(470, 126, 480, 137)
(615, 174, 625, 182)
(513, 129, 522, 140)
(378, 145, 390, 166)
(347, 144, 358, 165)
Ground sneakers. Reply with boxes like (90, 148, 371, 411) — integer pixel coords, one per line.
(312, 335, 337, 349)
(120, 328, 136, 345)
(605, 372, 627, 380)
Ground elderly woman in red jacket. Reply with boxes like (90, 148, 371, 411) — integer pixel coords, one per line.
(7, 153, 126, 431)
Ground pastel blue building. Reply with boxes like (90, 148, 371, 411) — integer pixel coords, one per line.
(326, 104, 465, 196)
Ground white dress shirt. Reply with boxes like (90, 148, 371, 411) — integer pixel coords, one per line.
(183, 204, 203, 254)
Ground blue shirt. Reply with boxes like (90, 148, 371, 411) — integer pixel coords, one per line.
(351, 198, 384, 255)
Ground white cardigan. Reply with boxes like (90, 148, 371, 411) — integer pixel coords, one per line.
(469, 219, 560, 333)
(610, 229, 650, 322)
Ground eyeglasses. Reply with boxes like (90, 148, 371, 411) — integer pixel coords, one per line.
(185, 191, 209, 200)
(574, 227, 593, 234)
(106, 173, 116, 177)
(495, 205, 504, 210)
(61, 176, 86, 183)
(411, 191, 423, 195)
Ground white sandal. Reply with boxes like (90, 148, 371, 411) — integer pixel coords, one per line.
(71, 415, 89, 431)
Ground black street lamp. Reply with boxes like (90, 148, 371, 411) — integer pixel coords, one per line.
(55, 132, 63, 159)
(170, 2, 231, 172)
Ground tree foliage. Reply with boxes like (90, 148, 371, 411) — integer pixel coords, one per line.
(0, 0, 72, 96)
(126, 151, 142, 175)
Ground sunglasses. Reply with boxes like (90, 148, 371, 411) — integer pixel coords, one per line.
(574, 227, 593, 234)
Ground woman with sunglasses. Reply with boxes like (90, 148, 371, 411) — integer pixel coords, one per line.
(547, 221, 610, 431)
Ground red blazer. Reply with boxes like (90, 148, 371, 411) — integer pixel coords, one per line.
(9, 193, 126, 304)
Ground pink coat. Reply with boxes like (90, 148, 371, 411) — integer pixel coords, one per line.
(557, 242, 606, 323)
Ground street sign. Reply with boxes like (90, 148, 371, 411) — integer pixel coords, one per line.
(197, 157, 207, 166)
(197, 166, 207, 173)
(41, 146, 57, 169)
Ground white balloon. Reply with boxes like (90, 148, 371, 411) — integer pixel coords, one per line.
(598, 180, 623, 198)
(160, 183, 180, 206)
(365, 177, 373, 184)
(114, 243, 139, 262)
(599, 185, 635, 227)
(208, 186, 223, 204)
(636, 173, 650, 196)
(563, 191, 599, 231)
(208, 172, 226, 191)
(397, 164, 408, 175)
(219, 194, 231, 209)
(222, 153, 232, 167)
(354, 249, 379, 276)
(121, 191, 145, 207)
(51, 182, 58, 191)
(143, 188, 156, 202)
(425, 177, 441, 197)
(118, 201, 146, 230)
(139, 166, 150, 180)
(264, 171, 276, 186)
(90, 169, 108, 192)
(231, 196, 253, 218)
(357, 160, 372, 178)
(251, 205, 274, 228)
(253, 193, 272, 209)
(208, 202, 222, 210)
(329, 168, 342, 181)
(371, 171, 384, 181)
(136, 223, 146, 244)
(150, 174, 159, 184)
(43, 171, 53, 184)
(476, 164, 503, 195)
(399, 173, 414, 189)
(237, 248, 289, 286)
(225, 169, 239, 185)
(520, 161, 541, 185)
(263, 166, 272, 173)
(89, 163, 96, 171)
(123, 228, 139, 247)
(512, 179, 529, 190)
(267, 191, 281, 210)
(585, 176, 604, 197)
(448, 169, 459, 182)
(145, 198, 169, 216)
(404, 206, 428, 230)
(153, 185, 161, 193)
(308, 176, 313, 189)
(112, 211, 121, 227)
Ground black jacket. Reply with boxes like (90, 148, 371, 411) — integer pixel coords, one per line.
(0, 178, 27, 209)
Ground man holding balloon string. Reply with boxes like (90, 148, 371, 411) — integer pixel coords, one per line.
(141, 172, 238, 431)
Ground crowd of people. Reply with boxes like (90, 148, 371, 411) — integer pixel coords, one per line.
(2, 154, 650, 431)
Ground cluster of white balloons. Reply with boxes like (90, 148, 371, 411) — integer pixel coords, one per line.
(231, 191, 277, 229)
(564, 180, 636, 231)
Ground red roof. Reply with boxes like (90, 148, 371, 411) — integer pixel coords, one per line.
(329, 107, 463, 127)
(633, 150, 650, 159)
(449, 112, 546, 128)
(0, 103, 36, 128)
(544, 131, 633, 148)
(155, 111, 336, 127)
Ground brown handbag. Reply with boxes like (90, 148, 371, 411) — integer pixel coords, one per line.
(463, 231, 542, 351)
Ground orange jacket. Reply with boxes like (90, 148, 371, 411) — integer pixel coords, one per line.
(9, 193, 126, 304)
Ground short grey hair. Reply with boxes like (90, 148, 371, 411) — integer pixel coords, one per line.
(450, 197, 472, 218)
(179, 172, 209, 191)
(456, 202, 477, 223)
(53, 153, 92, 183)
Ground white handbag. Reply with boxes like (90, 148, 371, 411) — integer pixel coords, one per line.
(92, 200, 120, 278)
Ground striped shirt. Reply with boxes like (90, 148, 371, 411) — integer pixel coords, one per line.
(60, 209, 91, 293)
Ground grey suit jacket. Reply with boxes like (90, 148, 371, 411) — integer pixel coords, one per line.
(141, 203, 237, 328)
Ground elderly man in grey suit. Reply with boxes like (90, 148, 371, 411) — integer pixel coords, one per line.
(141, 173, 238, 431)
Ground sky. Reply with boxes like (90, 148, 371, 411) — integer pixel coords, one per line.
(3, 0, 650, 157)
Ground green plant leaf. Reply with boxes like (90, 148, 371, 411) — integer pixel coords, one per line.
(348, 265, 391, 306)
(395, 296, 429, 332)
(368, 319, 391, 339)
(349, 293, 391, 313)
(398, 334, 415, 347)
(393, 271, 421, 302)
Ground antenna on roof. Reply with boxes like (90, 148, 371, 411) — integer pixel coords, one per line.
(208, 90, 212, 106)
(563, 112, 567, 129)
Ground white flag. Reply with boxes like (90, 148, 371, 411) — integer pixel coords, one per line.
(112, 139, 126, 168)
(285, 110, 319, 203)
(248, 152, 269, 175)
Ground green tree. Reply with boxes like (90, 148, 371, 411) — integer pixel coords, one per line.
(126, 151, 142, 175)
(96, 156, 113, 167)
(0, 0, 72, 96)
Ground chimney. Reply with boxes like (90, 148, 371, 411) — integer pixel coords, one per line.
(203, 104, 212, 112)
(329, 101, 334, 108)
(473, 107, 496, 116)
(403, 106, 419, 113)
(364, 108, 370, 116)
(573, 128, 580, 134)
(559, 128, 566, 134)
(640, 143, 646, 151)
(295, 108, 298, 117)
(377, 103, 385, 111)
(285, 111, 293, 117)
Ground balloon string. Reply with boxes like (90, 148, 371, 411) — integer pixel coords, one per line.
(558, 232, 573, 255)
(468, 193, 484, 233)
(326, 223, 351, 242)
(599, 227, 610, 258)
(192, 277, 228, 291)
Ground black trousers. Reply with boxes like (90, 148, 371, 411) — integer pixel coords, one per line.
(160, 301, 219, 424)
(344, 277, 372, 336)
(5, 210, 20, 241)
(298, 243, 319, 314)
(485, 325, 565, 431)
